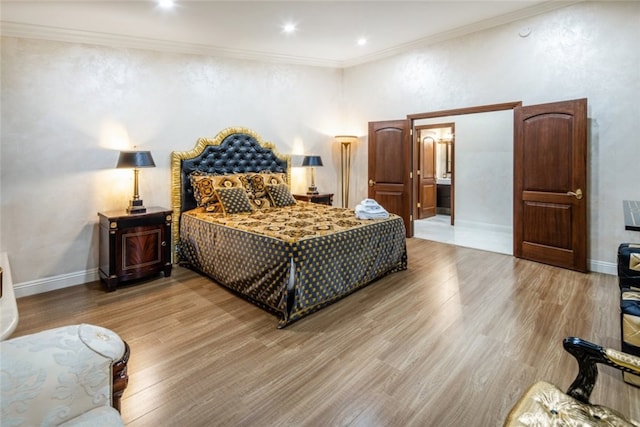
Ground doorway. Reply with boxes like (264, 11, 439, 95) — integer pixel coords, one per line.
(417, 123, 455, 221)
(411, 107, 515, 255)
(369, 99, 587, 270)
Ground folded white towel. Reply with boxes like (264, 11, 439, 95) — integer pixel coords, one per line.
(356, 205, 385, 213)
(355, 198, 389, 220)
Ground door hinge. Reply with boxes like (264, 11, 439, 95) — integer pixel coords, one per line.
(410, 172, 413, 179)
(410, 128, 413, 136)
(410, 214, 413, 221)
(417, 169, 421, 176)
(417, 202, 421, 208)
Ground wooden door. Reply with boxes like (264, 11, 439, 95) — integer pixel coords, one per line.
(417, 132, 436, 219)
(368, 119, 413, 237)
(514, 98, 587, 272)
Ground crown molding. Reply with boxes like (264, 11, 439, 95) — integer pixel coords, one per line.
(0, 21, 343, 68)
(342, 0, 582, 68)
(0, 1, 581, 69)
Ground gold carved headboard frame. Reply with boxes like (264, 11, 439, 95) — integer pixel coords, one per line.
(170, 127, 291, 262)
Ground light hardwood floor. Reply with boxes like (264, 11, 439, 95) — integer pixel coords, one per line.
(12, 238, 640, 426)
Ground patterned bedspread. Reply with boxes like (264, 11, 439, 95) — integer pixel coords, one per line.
(179, 203, 407, 327)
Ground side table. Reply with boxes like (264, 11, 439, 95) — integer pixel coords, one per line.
(293, 193, 334, 206)
(98, 207, 172, 291)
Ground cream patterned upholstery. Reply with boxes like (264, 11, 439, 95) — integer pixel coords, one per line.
(1, 324, 127, 426)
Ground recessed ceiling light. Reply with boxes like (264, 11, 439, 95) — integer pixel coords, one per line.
(158, 0, 175, 9)
(283, 23, 297, 34)
(357, 38, 367, 46)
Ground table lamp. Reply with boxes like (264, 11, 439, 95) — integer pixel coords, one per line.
(301, 155, 323, 195)
(116, 150, 156, 214)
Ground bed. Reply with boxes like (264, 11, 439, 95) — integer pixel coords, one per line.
(171, 127, 407, 327)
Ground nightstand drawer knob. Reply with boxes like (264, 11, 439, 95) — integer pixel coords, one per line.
(161, 241, 166, 247)
(166, 215, 172, 221)
(110, 222, 117, 229)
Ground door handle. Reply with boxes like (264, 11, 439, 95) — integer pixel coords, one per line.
(368, 179, 376, 187)
(567, 188, 583, 200)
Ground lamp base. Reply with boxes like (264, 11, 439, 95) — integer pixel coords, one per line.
(127, 199, 146, 214)
(306, 186, 319, 195)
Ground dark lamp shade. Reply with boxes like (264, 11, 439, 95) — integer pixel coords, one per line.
(116, 151, 156, 169)
(301, 155, 323, 167)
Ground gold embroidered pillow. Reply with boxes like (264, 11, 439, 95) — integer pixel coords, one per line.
(246, 173, 273, 209)
(236, 174, 252, 192)
(215, 187, 254, 214)
(211, 174, 245, 190)
(266, 184, 297, 207)
(247, 174, 266, 196)
(260, 172, 288, 186)
(190, 174, 218, 209)
(191, 173, 246, 211)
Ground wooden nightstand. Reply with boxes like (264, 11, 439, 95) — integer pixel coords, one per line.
(293, 193, 334, 206)
(98, 207, 172, 291)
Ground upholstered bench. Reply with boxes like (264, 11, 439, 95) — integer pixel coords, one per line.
(618, 243, 640, 290)
(621, 289, 640, 386)
(1, 324, 129, 426)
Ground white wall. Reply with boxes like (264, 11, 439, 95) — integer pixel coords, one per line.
(0, 38, 344, 294)
(344, 1, 640, 271)
(2, 2, 639, 293)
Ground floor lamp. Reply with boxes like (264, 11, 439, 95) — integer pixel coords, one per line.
(335, 135, 357, 208)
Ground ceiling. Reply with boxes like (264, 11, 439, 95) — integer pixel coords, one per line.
(0, 1, 576, 67)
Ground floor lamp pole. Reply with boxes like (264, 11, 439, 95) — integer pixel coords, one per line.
(341, 141, 351, 208)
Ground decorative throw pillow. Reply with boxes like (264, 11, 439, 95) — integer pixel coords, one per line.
(247, 173, 267, 196)
(190, 174, 218, 208)
(191, 173, 246, 211)
(210, 174, 245, 190)
(215, 187, 254, 214)
(245, 173, 273, 209)
(266, 184, 297, 207)
(260, 171, 288, 186)
(236, 174, 252, 192)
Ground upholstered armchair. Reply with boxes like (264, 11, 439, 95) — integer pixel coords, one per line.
(505, 337, 640, 426)
(1, 324, 129, 426)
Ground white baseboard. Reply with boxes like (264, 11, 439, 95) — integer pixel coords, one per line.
(588, 259, 617, 276)
(14, 268, 100, 298)
(10, 256, 617, 299)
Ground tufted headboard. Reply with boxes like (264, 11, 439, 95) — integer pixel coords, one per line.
(170, 127, 290, 261)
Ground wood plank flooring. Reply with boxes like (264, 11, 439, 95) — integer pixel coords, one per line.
(12, 238, 639, 426)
